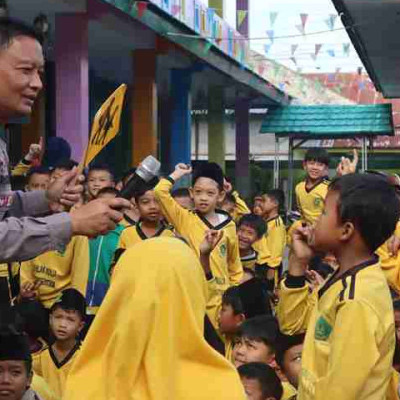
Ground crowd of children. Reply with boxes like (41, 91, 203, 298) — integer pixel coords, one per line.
(2, 143, 400, 400)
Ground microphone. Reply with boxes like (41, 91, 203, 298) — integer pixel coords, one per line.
(120, 156, 161, 200)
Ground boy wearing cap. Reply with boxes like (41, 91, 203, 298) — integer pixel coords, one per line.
(0, 328, 42, 400)
(33, 289, 86, 398)
(154, 162, 243, 328)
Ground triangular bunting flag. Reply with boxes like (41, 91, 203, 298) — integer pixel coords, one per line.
(315, 44, 323, 56)
(237, 10, 248, 28)
(270, 12, 278, 27)
(327, 49, 335, 57)
(137, 1, 148, 18)
(266, 30, 275, 43)
(290, 57, 297, 66)
(296, 24, 305, 35)
(300, 13, 308, 29)
(291, 44, 298, 56)
(171, 4, 181, 16)
(343, 43, 350, 57)
(310, 54, 317, 61)
(278, 82, 285, 91)
(258, 63, 266, 76)
(264, 44, 272, 55)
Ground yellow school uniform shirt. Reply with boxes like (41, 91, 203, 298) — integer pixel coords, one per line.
(154, 178, 243, 328)
(31, 374, 59, 400)
(20, 236, 89, 308)
(118, 221, 175, 249)
(33, 343, 80, 398)
(277, 256, 395, 400)
(376, 221, 400, 294)
(63, 238, 246, 400)
(295, 179, 329, 225)
(231, 191, 250, 222)
(282, 382, 297, 400)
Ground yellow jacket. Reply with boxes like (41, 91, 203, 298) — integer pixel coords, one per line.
(20, 236, 89, 308)
(63, 238, 246, 400)
(277, 257, 395, 400)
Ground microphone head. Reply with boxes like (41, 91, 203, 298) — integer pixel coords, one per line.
(136, 156, 161, 182)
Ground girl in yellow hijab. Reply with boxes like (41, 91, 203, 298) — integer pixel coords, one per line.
(64, 237, 246, 400)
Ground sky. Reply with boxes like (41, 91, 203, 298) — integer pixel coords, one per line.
(202, 0, 364, 73)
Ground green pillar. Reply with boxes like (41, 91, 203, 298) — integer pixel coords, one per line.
(208, 87, 226, 172)
(209, 0, 224, 17)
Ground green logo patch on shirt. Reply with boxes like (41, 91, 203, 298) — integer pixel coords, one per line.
(314, 198, 321, 207)
(219, 243, 227, 258)
(314, 315, 332, 341)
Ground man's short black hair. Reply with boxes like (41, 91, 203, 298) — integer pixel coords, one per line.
(171, 188, 191, 199)
(237, 315, 279, 351)
(264, 189, 285, 209)
(304, 148, 330, 166)
(238, 362, 283, 400)
(222, 286, 244, 315)
(0, 18, 40, 49)
(329, 173, 400, 252)
(97, 187, 120, 198)
(238, 214, 267, 239)
(26, 166, 50, 182)
(275, 333, 305, 370)
(88, 163, 115, 181)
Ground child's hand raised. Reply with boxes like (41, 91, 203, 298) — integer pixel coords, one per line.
(289, 224, 315, 275)
(171, 163, 192, 181)
(200, 230, 223, 255)
(336, 149, 358, 176)
(223, 178, 233, 194)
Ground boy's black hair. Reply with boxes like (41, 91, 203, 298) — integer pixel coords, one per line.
(330, 173, 400, 252)
(97, 187, 120, 198)
(88, 163, 115, 181)
(304, 148, 330, 166)
(238, 362, 283, 400)
(264, 189, 285, 209)
(394, 299, 400, 312)
(275, 333, 305, 370)
(238, 214, 267, 239)
(50, 288, 86, 320)
(237, 315, 279, 351)
(223, 192, 236, 205)
(0, 17, 40, 49)
(192, 162, 224, 190)
(51, 158, 78, 171)
(171, 187, 191, 198)
(222, 286, 244, 315)
(26, 166, 50, 182)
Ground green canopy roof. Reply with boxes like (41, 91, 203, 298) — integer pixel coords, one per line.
(260, 104, 394, 138)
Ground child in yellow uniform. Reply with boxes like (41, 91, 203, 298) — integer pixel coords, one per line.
(20, 235, 89, 309)
(277, 173, 399, 400)
(295, 148, 330, 227)
(86, 164, 115, 201)
(25, 166, 51, 192)
(154, 162, 243, 328)
(63, 238, 246, 400)
(238, 363, 283, 400)
(33, 289, 86, 398)
(255, 190, 286, 286)
(118, 186, 175, 250)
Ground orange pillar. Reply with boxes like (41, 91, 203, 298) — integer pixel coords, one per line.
(131, 50, 158, 166)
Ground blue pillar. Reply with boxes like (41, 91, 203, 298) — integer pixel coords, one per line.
(169, 69, 192, 169)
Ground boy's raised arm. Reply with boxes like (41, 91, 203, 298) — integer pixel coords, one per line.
(154, 164, 192, 233)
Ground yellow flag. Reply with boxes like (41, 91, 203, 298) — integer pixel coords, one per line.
(237, 10, 247, 27)
(83, 84, 127, 166)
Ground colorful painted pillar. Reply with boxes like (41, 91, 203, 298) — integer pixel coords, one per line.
(235, 0, 250, 196)
(208, 86, 226, 172)
(131, 50, 158, 166)
(55, 14, 89, 161)
(169, 69, 192, 170)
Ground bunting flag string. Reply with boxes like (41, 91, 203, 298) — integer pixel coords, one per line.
(270, 12, 278, 27)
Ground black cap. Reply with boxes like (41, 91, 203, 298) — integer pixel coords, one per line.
(192, 162, 224, 190)
(51, 288, 86, 318)
(0, 333, 31, 362)
(238, 278, 272, 319)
